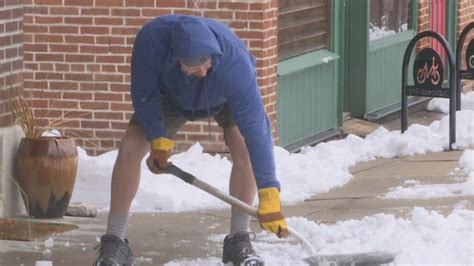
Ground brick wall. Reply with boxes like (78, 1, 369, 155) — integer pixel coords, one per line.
(0, 0, 23, 127)
(22, 0, 278, 155)
(458, 0, 474, 92)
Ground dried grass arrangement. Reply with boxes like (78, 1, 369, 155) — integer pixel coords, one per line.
(8, 90, 72, 138)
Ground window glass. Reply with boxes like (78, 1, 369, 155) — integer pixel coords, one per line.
(370, 0, 412, 41)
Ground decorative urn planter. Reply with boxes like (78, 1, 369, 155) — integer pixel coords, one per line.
(15, 137, 78, 219)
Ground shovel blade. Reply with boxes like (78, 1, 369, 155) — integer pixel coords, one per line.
(304, 251, 395, 266)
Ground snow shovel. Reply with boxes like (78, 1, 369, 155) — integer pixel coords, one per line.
(163, 164, 396, 266)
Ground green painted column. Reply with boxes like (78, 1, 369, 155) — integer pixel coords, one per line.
(345, 0, 369, 117)
(333, 0, 346, 126)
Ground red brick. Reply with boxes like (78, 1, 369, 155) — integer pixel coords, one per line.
(111, 121, 128, 130)
(65, 35, 94, 44)
(96, 36, 126, 45)
(35, 34, 64, 43)
(111, 8, 141, 17)
(49, 100, 79, 109)
(39, 62, 54, 71)
(188, 1, 217, 9)
(64, 0, 93, 6)
(71, 64, 85, 72)
(94, 92, 123, 101)
(5, 21, 19, 32)
(125, 18, 151, 26)
(24, 6, 48, 15)
(23, 25, 48, 33)
(34, 0, 62, 4)
(95, 17, 124, 25)
(126, 0, 154, 7)
(96, 55, 125, 63)
(81, 120, 110, 129)
(50, 44, 78, 53)
(86, 64, 101, 72)
(95, 130, 124, 138)
(94, 112, 124, 120)
(50, 7, 80, 15)
(101, 65, 116, 72)
(81, 26, 110, 35)
(111, 27, 140, 36)
(110, 102, 133, 111)
(110, 83, 130, 92)
(80, 8, 110, 16)
(94, 74, 124, 82)
(156, 1, 185, 8)
(80, 101, 109, 110)
(141, 9, 172, 17)
(65, 73, 93, 81)
(80, 45, 109, 53)
(95, 0, 124, 7)
(65, 16, 93, 24)
(50, 81, 79, 90)
(66, 54, 94, 62)
(80, 82, 108, 91)
(35, 16, 63, 24)
(203, 11, 234, 20)
(109, 46, 132, 54)
(35, 53, 64, 61)
(64, 110, 92, 119)
(218, 2, 248, 10)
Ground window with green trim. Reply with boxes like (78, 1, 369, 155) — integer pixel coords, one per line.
(369, 0, 413, 41)
(278, 0, 331, 60)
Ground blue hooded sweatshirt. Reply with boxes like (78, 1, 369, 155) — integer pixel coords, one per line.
(130, 15, 279, 189)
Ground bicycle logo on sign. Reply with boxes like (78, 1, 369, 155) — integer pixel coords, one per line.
(416, 56, 441, 85)
(469, 54, 474, 69)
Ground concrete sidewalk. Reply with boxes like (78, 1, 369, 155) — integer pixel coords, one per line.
(0, 150, 472, 265)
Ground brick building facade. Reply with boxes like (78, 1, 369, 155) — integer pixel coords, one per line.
(19, 0, 278, 155)
(0, 0, 23, 127)
(1, 0, 473, 156)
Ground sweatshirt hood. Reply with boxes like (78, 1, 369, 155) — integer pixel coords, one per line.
(170, 16, 222, 62)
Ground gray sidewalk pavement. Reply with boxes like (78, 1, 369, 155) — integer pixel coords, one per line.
(1, 150, 472, 265)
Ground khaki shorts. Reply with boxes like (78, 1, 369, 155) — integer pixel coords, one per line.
(129, 104, 236, 138)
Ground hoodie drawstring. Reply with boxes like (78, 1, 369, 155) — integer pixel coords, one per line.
(203, 78, 212, 141)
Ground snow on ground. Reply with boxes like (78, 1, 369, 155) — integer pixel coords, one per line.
(382, 149, 474, 199)
(166, 208, 474, 265)
(35, 262, 53, 266)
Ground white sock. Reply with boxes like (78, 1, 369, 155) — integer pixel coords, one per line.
(230, 210, 250, 237)
(106, 212, 128, 239)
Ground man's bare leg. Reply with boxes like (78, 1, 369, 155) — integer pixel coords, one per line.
(224, 126, 257, 235)
(107, 125, 149, 238)
(221, 126, 263, 265)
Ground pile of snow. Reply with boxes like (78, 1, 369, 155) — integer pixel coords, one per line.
(427, 91, 474, 113)
(71, 109, 474, 212)
(166, 207, 473, 265)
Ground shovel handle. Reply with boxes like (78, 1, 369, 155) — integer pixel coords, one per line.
(166, 164, 259, 217)
(165, 164, 316, 257)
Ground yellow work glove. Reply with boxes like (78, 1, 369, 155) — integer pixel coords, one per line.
(146, 137, 175, 173)
(257, 187, 290, 238)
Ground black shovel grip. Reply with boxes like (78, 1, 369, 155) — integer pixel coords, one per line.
(165, 164, 196, 184)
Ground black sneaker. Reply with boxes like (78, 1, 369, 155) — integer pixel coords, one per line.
(93, 234, 134, 266)
(222, 231, 264, 266)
